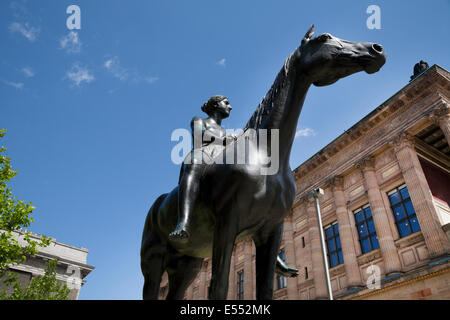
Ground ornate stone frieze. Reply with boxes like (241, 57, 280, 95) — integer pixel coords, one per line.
(355, 156, 375, 171)
(388, 132, 415, 153)
(327, 175, 344, 191)
(428, 103, 450, 126)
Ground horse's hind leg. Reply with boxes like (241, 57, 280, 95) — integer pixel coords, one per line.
(141, 231, 168, 300)
(166, 254, 203, 300)
(253, 223, 284, 300)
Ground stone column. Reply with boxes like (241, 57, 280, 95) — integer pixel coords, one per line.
(306, 197, 328, 299)
(243, 238, 254, 300)
(391, 133, 450, 258)
(199, 261, 208, 299)
(227, 254, 235, 300)
(329, 176, 363, 288)
(252, 244, 256, 299)
(429, 104, 450, 145)
(283, 215, 299, 298)
(356, 156, 402, 275)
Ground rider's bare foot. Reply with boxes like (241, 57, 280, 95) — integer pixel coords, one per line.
(169, 226, 190, 243)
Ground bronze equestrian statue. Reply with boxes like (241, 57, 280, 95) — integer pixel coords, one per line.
(140, 25, 386, 300)
(167, 94, 299, 278)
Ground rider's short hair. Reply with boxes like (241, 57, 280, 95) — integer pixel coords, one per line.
(201, 95, 227, 115)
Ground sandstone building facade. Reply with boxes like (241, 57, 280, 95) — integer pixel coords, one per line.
(0, 231, 94, 300)
(159, 64, 450, 300)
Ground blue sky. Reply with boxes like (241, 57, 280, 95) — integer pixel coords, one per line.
(1, 0, 449, 299)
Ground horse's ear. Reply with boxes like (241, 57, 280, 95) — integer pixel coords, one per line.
(301, 24, 314, 45)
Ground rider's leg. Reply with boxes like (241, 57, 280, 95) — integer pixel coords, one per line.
(169, 163, 203, 242)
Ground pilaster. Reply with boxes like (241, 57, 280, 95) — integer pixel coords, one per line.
(356, 156, 403, 275)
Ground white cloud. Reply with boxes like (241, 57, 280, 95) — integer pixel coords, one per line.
(104, 56, 129, 81)
(65, 63, 94, 86)
(145, 76, 159, 84)
(295, 127, 316, 139)
(9, 22, 39, 42)
(59, 31, 82, 53)
(1, 79, 24, 89)
(104, 56, 158, 85)
(217, 58, 226, 67)
(21, 67, 34, 78)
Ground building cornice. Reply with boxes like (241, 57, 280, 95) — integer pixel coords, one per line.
(293, 65, 450, 204)
(351, 265, 450, 300)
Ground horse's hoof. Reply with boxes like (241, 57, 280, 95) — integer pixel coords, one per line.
(169, 229, 190, 243)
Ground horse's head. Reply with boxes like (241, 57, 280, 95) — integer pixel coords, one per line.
(293, 25, 386, 86)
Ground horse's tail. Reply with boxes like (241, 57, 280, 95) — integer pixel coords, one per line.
(141, 193, 168, 248)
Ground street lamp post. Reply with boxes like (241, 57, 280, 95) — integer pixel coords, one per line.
(308, 188, 333, 300)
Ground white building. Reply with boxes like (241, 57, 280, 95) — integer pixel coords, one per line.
(0, 230, 94, 300)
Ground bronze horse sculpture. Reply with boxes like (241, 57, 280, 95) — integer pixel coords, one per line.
(141, 25, 386, 300)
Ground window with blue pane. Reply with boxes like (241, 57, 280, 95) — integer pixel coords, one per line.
(324, 222, 343, 268)
(237, 270, 244, 300)
(388, 185, 421, 238)
(354, 205, 379, 254)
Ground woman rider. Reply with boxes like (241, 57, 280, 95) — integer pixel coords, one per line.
(169, 95, 233, 242)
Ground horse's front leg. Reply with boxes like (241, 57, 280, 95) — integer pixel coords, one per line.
(253, 223, 284, 300)
(208, 215, 237, 300)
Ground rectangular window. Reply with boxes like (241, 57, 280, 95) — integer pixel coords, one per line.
(304, 267, 308, 280)
(388, 184, 421, 238)
(302, 237, 306, 248)
(276, 250, 287, 290)
(324, 222, 343, 268)
(354, 205, 380, 254)
(237, 270, 244, 300)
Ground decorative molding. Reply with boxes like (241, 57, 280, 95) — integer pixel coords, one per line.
(327, 175, 344, 191)
(433, 103, 450, 120)
(352, 265, 450, 300)
(395, 232, 425, 249)
(295, 218, 308, 232)
(349, 185, 365, 198)
(355, 156, 375, 170)
(427, 102, 449, 125)
(297, 279, 314, 291)
(330, 264, 345, 277)
(322, 203, 333, 213)
(389, 132, 415, 152)
(357, 248, 382, 265)
(381, 164, 400, 179)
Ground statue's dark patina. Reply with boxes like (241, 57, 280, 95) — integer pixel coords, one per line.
(410, 60, 429, 81)
(141, 25, 386, 300)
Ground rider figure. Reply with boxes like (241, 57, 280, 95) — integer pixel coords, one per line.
(169, 95, 234, 242)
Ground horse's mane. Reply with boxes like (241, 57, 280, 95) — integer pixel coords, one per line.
(244, 54, 293, 131)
